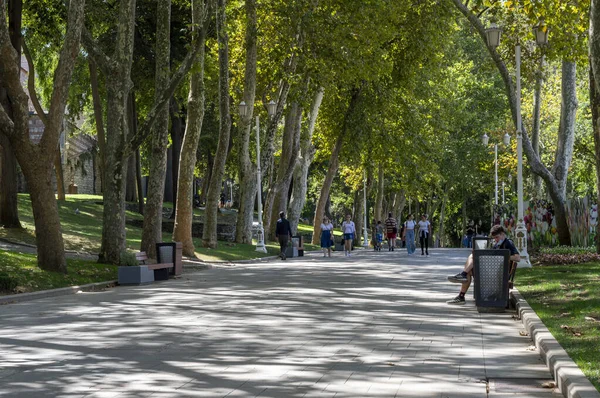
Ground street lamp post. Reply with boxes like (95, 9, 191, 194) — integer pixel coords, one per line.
(239, 99, 277, 253)
(484, 20, 547, 268)
(482, 133, 510, 218)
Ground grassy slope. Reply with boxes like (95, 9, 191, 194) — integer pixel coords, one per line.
(516, 263, 600, 392)
(0, 249, 117, 294)
(0, 194, 319, 261)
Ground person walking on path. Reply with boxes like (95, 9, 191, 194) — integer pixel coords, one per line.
(374, 220, 384, 251)
(402, 214, 417, 255)
(341, 214, 356, 257)
(385, 212, 398, 251)
(275, 211, 293, 260)
(417, 214, 432, 256)
(446, 224, 520, 305)
(320, 216, 334, 257)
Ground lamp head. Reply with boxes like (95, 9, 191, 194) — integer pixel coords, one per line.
(238, 101, 248, 118)
(533, 20, 549, 47)
(267, 100, 277, 117)
(503, 133, 511, 146)
(482, 133, 490, 146)
(485, 23, 502, 49)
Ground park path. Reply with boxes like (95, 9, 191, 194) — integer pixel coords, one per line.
(0, 249, 560, 398)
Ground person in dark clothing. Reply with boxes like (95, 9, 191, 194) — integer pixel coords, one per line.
(446, 224, 520, 305)
(275, 211, 293, 260)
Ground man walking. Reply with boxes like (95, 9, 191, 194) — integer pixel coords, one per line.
(275, 211, 293, 260)
(385, 212, 398, 251)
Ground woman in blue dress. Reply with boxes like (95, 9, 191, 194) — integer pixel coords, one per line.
(320, 216, 334, 257)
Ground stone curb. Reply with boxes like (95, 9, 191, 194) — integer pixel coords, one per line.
(0, 280, 117, 306)
(511, 290, 600, 398)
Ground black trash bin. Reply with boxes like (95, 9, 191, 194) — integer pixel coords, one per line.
(155, 242, 180, 280)
(472, 249, 511, 312)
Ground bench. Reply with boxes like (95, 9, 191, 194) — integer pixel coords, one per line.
(135, 251, 174, 281)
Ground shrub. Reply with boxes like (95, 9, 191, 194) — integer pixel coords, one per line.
(538, 246, 596, 255)
(0, 272, 18, 292)
(119, 251, 139, 267)
(533, 246, 600, 265)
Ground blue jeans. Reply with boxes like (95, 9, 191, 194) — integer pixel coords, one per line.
(406, 229, 415, 254)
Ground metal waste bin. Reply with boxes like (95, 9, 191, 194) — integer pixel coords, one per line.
(472, 249, 510, 311)
(285, 236, 304, 258)
(156, 242, 183, 278)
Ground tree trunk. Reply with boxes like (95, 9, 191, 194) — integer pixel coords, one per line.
(0, 0, 85, 271)
(202, 0, 231, 248)
(125, 94, 138, 202)
(590, 0, 600, 252)
(393, 189, 406, 221)
(135, 149, 144, 214)
(311, 88, 360, 244)
(288, 87, 324, 234)
(140, 0, 171, 259)
(235, 0, 258, 244)
(0, 0, 22, 229)
(173, 0, 206, 256)
(436, 187, 447, 248)
(22, 159, 67, 272)
(54, 145, 66, 200)
(99, 81, 129, 264)
(0, 136, 21, 228)
(89, 59, 106, 193)
(374, 164, 384, 222)
(311, 132, 345, 245)
(451, 0, 574, 245)
(265, 102, 302, 240)
(354, 188, 364, 246)
(531, 55, 544, 198)
(125, 154, 137, 202)
(130, 92, 143, 214)
(170, 100, 183, 219)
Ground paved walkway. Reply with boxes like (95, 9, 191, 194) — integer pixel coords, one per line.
(0, 249, 561, 398)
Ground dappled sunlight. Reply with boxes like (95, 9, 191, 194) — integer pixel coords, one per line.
(0, 249, 551, 397)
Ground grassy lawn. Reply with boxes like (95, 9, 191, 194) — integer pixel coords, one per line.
(516, 263, 600, 392)
(0, 249, 117, 296)
(0, 194, 320, 262)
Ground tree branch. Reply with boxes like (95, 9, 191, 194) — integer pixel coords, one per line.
(0, 105, 14, 137)
(127, 38, 205, 153)
(21, 38, 48, 125)
(450, 0, 560, 193)
(81, 27, 113, 75)
(40, 0, 86, 151)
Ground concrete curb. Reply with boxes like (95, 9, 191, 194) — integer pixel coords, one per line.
(0, 280, 117, 306)
(511, 290, 600, 398)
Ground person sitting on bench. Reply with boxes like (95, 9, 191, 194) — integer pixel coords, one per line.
(446, 225, 520, 305)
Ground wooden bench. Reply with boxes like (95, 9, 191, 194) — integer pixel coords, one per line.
(135, 251, 174, 281)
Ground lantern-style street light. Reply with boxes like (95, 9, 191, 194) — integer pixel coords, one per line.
(484, 20, 547, 268)
(238, 99, 277, 253)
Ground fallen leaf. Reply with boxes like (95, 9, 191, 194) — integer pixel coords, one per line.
(526, 345, 536, 351)
(541, 381, 556, 389)
(519, 330, 529, 336)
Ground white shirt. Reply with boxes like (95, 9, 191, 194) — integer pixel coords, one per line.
(342, 221, 356, 234)
(320, 223, 333, 231)
(404, 220, 416, 230)
(418, 220, 430, 236)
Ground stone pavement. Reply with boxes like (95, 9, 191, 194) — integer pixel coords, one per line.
(0, 249, 562, 398)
